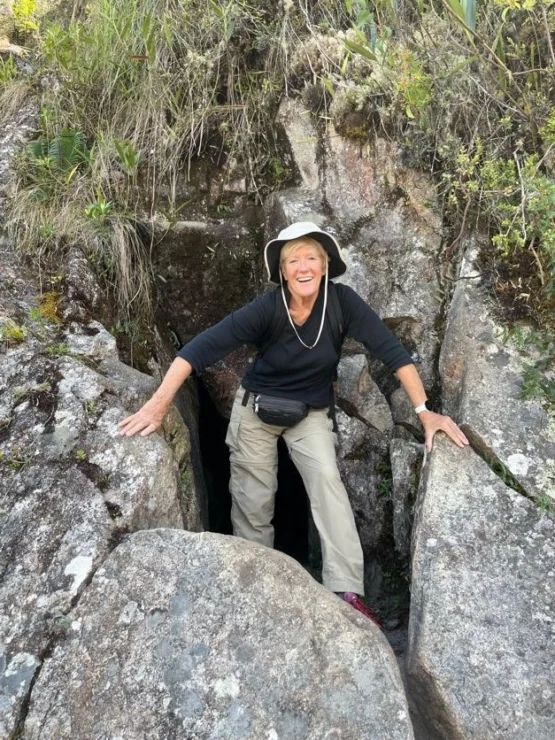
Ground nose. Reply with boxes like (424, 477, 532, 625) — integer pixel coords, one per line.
(298, 259, 310, 271)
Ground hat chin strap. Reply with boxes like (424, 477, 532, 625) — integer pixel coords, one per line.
(279, 263, 328, 350)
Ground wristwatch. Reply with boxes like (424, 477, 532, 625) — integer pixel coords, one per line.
(414, 400, 433, 414)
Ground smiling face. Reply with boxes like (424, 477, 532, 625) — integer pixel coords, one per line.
(280, 239, 328, 304)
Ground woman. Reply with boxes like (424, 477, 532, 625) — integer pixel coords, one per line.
(119, 222, 468, 622)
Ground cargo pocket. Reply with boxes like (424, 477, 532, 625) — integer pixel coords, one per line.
(225, 389, 244, 451)
(225, 417, 240, 451)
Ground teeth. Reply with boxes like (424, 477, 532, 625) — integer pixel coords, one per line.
(298, 277, 312, 282)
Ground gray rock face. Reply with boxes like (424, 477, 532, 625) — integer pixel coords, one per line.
(337, 354, 394, 434)
(277, 98, 319, 191)
(0, 240, 198, 736)
(337, 210, 440, 387)
(390, 438, 422, 561)
(0, 101, 38, 218)
(336, 408, 389, 546)
(440, 247, 555, 501)
(24, 529, 414, 740)
(407, 437, 555, 739)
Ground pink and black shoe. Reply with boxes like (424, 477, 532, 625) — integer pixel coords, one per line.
(340, 592, 382, 628)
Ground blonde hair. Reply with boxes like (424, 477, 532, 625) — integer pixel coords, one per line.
(279, 237, 329, 268)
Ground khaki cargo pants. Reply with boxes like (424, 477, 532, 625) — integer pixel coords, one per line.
(226, 387, 365, 595)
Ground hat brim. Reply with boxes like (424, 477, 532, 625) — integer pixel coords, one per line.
(264, 231, 347, 284)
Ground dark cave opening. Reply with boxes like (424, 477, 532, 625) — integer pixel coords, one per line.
(196, 380, 313, 568)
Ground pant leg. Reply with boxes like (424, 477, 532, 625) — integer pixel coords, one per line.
(283, 408, 365, 594)
(226, 388, 281, 548)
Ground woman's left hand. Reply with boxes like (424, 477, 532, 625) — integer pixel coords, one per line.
(418, 411, 469, 453)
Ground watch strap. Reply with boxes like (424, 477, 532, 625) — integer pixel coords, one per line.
(415, 400, 432, 414)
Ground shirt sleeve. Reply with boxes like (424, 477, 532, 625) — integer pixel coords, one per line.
(336, 283, 414, 373)
(177, 292, 273, 373)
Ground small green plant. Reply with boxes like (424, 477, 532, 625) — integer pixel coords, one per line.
(536, 494, 555, 516)
(13, 385, 29, 401)
(1, 320, 28, 345)
(1, 446, 31, 471)
(0, 417, 12, 432)
(39, 221, 55, 239)
(376, 459, 393, 499)
(75, 448, 88, 461)
(393, 47, 432, 120)
(84, 400, 98, 415)
(85, 196, 113, 224)
(46, 343, 70, 356)
(26, 129, 88, 181)
(114, 140, 142, 176)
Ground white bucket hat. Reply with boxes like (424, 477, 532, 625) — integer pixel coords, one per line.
(264, 221, 347, 284)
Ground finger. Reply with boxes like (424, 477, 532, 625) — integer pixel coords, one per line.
(140, 423, 159, 437)
(118, 413, 138, 429)
(121, 418, 151, 437)
(443, 419, 469, 446)
(118, 421, 137, 435)
(425, 427, 434, 453)
(444, 425, 469, 448)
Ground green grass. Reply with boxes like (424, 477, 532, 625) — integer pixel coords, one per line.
(2, 0, 554, 335)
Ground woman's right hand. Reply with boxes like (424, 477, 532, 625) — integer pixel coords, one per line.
(118, 357, 193, 438)
(118, 395, 170, 437)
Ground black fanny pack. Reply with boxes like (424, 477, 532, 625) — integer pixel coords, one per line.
(251, 392, 308, 427)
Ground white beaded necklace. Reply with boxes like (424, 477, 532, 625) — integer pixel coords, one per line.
(279, 263, 329, 350)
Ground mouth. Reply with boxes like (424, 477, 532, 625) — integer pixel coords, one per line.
(297, 276, 313, 283)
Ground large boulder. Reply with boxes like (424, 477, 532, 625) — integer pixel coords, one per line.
(407, 436, 555, 739)
(440, 245, 555, 502)
(23, 528, 414, 739)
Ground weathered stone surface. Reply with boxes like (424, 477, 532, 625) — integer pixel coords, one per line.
(390, 438, 422, 560)
(323, 131, 442, 234)
(153, 211, 262, 348)
(407, 437, 555, 739)
(0, 237, 198, 736)
(335, 408, 391, 596)
(324, 133, 393, 222)
(264, 188, 327, 252)
(63, 247, 113, 326)
(202, 347, 255, 419)
(337, 211, 440, 387)
(0, 100, 38, 217)
(337, 354, 394, 434)
(0, 467, 113, 736)
(277, 97, 320, 190)
(440, 246, 555, 501)
(391, 386, 421, 430)
(24, 528, 414, 739)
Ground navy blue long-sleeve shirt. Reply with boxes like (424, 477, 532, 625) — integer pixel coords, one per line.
(178, 282, 413, 408)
